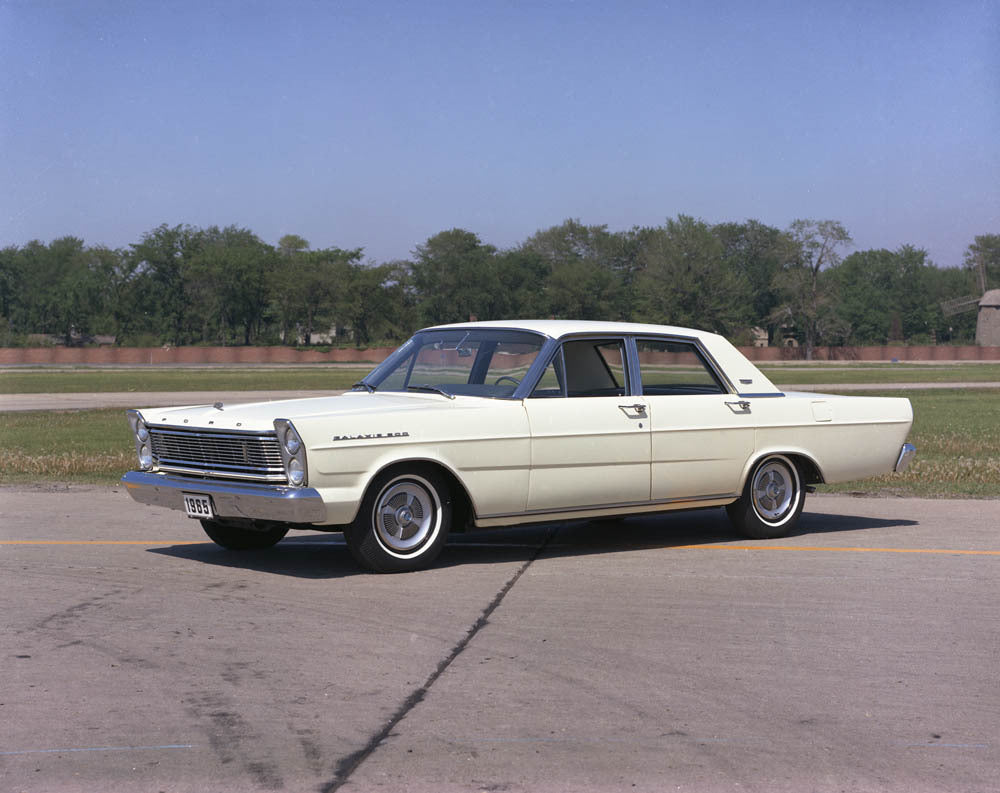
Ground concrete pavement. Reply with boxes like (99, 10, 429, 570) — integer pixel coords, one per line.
(2, 486, 998, 792)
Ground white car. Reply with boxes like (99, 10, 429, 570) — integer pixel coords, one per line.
(122, 320, 916, 572)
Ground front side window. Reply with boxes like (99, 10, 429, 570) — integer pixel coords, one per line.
(636, 338, 725, 395)
(530, 338, 629, 398)
(366, 329, 545, 398)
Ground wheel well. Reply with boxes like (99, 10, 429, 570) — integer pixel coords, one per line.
(373, 460, 474, 533)
(786, 453, 824, 485)
(744, 452, 824, 490)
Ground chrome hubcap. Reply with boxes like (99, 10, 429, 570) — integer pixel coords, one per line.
(752, 460, 796, 523)
(375, 478, 438, 553)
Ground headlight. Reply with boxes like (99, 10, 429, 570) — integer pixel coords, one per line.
(274, 419, 308, 487)
(126, 410, 154, 471)
(283, 427, 301, 455)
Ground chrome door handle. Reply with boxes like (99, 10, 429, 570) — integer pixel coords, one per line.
(726, 400, 751, 412)
(619, 403, 647, 416)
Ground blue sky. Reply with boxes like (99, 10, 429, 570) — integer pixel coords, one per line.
(1, 0, 997, 267)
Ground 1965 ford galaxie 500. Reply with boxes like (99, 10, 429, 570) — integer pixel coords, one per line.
(122, 320, 916, 572)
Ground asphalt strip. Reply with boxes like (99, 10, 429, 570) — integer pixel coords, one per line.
(319, 522, 559, 793)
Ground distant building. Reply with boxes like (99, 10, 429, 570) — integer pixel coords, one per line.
(749, 327, 769, 347)
(977, 290, 1000, 346)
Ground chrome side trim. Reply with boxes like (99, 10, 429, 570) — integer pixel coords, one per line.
(474, 494, 738, 528)
(121, 471, 327, 524)
(737, 392, 786, 398)
(895, 443, 916, 473)
(479, 492, 738, 522)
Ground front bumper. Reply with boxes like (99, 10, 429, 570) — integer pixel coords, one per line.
(121, 470, 327, 524)
(894, 443, 917, 473)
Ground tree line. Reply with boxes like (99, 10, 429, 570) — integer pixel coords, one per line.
(1, 218, 996, 355)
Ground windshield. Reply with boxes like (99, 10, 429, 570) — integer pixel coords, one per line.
(360, 329, 547, 398)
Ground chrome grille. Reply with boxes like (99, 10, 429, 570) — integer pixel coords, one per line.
(149, 427, 287, 483)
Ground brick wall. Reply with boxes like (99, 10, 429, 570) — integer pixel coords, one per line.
(2, 344, 1000, 365)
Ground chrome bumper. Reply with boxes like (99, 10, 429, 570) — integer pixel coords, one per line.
(121, 470, 327, 524)
(894, 443, 917, 473)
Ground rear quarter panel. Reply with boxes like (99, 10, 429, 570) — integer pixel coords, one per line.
(746, 393, 913, 484)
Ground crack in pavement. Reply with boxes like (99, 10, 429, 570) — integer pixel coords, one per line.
(319, 524, 559, 793)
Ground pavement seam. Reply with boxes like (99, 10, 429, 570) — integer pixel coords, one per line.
(319, 524, 559, 793)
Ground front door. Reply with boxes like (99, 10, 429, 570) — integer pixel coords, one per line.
(523, 338, 651, 512)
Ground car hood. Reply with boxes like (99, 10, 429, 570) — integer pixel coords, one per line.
(137, 391, 490, 433)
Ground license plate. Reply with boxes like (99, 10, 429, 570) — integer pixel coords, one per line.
(183, 493, 214, 519)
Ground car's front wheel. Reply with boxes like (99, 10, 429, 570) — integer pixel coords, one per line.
(200, 519, 289, 550)
(726, 454, 805, 539)
(344, 467, 452, 573)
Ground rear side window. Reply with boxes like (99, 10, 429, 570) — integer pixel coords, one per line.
(636, 339, 725, 395)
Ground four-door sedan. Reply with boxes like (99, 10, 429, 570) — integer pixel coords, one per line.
(122, 320, 916, 572)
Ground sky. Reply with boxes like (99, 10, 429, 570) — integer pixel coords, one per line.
(1, 0, 997, 267)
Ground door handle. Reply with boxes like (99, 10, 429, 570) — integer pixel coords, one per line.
(619, 403, 647, 416)
(725, 400, 751, 413)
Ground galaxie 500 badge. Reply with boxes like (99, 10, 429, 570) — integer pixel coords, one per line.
(332, 431, 410, 442)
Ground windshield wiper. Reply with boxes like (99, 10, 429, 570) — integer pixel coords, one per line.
(352, 381, 376, 393)
(406, 384, 455, 400)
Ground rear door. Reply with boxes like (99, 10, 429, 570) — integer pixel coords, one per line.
(636, 337, 754, 500)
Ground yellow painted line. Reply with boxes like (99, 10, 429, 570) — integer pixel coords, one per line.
(2, 541, 998, 556)
(0, 540, 204, 546)
(675, 544, 1000, 557)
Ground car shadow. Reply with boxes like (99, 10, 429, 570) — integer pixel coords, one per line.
(146, 507, 919, 579)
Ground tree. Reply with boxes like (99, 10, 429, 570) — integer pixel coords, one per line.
(270, 244, 364, 344)
(773, 219, 852, 358)
(410, 229, 499, 325)
(522, 220, 634, 320)
(186, 226, 276, 345)
(128, 224, 204, 344)
(0, 245, 23, 339)
(278, 234, 310, 257)
(964, 234, 1000, 292)
(12, 238, 110, 344)
(632, 216, 752, 336)
(713, 220, 795, 339)
(494, 248, 552, 318)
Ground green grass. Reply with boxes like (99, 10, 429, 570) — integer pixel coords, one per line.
(0, 367, 371, 394)
(3, 390, 999, 497)
(818, 388, 1000, 498)
(0, 408, 132, 484)
(760, 363, 1000, 385)
(3, 362, 1000, 393)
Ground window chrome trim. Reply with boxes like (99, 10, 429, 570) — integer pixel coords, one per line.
(520, 333, 635, 398)
(366, 329, 552, 401)
(631, 334, 735, 395)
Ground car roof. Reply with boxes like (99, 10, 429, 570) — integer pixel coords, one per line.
(426, 319, 722, 342)
(425, 319, 782, 395)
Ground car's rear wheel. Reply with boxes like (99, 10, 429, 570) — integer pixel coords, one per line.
(344, 466, 452, 573)
(200, 519, 289, 550)
(726, 454, 804, 539)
